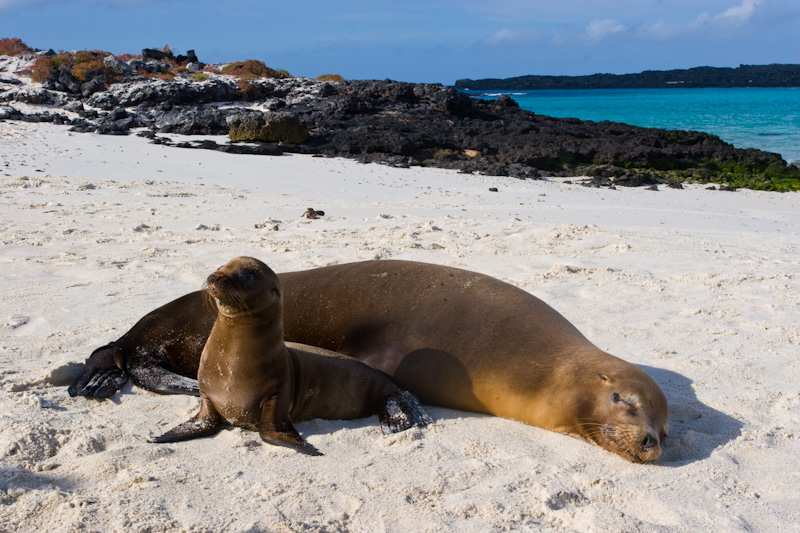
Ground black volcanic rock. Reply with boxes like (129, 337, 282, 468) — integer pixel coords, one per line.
(57, 67, 81, 94)
(228, 112, 309, 144)
(0, 84, 58, 105)
(280, 80, 798, 189)
(80, 77, 106, 98)
(85, 76, 241, 109)
(142, 48, 173, 61)
(0, 104, 23, 120)
(148, 105, 230, 135)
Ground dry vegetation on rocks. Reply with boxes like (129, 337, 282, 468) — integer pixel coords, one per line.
(0, 37, 34, 56)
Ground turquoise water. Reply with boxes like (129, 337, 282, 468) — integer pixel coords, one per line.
(463, 88, 800, 164)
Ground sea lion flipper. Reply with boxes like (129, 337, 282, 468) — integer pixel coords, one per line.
(149, 417, 221, 443)
(150, 397, 221, 443)
(90, 368, 130, 398)
(378, 390, 434, 435)
(130, 366, 200, 396)
(259, 422, 323, 456)
(68, 344, 129, 398)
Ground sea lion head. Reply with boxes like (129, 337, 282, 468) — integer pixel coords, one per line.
(580, 369, 669, 463)
(204, 256, 281, 317)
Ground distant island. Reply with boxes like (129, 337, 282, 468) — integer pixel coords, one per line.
(454, 64, 800, 90)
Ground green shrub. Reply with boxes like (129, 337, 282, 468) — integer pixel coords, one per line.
(316, 74, 345, 83)
(221, 59, 268, 79)
(70, 51, 107, 83)
(221, 59, 291, 80)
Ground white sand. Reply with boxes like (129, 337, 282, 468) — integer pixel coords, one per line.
(1, 120, 798, 532)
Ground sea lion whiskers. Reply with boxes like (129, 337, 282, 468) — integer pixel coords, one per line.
(563, 416, 661, 463)
(621, 434, 658, 464)
(203, 275, 251, 317)
(598, 420, 661, 463)
(201, 282, 217, 312)
(562, 419, 605, 443)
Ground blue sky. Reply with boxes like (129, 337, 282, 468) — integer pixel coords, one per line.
(1, 0, 797, 84)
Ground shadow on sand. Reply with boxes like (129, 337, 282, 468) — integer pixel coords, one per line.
(639, 364, 743, 466)
(304, 357, 740, 467)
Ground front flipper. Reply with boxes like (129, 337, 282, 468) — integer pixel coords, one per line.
(259, 392, 322, 456)
(129, 365, 200, 396)
(68, 344, 129, 398)
(150, 397, 221, 443)
(260, 421, 323, 456)
(379, 390, 434, 435)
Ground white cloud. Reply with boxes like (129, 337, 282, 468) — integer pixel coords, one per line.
(713, 0, 764, 23)
(482, 27, 545, 47)
(636, 0, 767, 40)
(585, 19, 626, 41)
(485, 28, 521, 45)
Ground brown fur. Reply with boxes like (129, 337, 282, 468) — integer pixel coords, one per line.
(278, 260, 669, 463)
(150, 257, 428, 455)
(74, 260, 668, 462)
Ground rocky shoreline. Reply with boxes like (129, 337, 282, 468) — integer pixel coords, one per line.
(2, 49, 798, 191)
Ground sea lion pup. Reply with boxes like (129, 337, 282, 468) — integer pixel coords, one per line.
(150, 257, 430, 455)
(71, 260, 667, 463)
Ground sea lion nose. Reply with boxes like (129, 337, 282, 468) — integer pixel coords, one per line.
(207, 273, 219, 284)
(642, 434, 657, 451)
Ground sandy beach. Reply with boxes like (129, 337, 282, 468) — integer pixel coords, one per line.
(1, 120, 799, 532)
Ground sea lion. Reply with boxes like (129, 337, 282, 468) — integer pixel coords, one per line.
(71, 260, 668, 462)
(149, 257, 430, 455)
(68, 291, 212, 398)
(279, 260, 669, 463)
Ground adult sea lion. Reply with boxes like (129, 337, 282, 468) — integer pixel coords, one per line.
(71, 260, 668, 462)
(150, 257, 430, 455)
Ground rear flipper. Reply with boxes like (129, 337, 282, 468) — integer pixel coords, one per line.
(68, 344, 129, 398)
(378, 390, 434, 435)
(150, 397, 221, 443)
(129, 365, 200, 396)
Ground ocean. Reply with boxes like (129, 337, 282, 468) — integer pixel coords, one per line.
(463, 88, 800, 165)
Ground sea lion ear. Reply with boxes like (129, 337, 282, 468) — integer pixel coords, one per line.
(597, 373, 615, 384)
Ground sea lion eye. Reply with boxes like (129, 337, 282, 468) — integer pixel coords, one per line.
(236, 269, 257, 285)
(611, 392, 621, 403)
